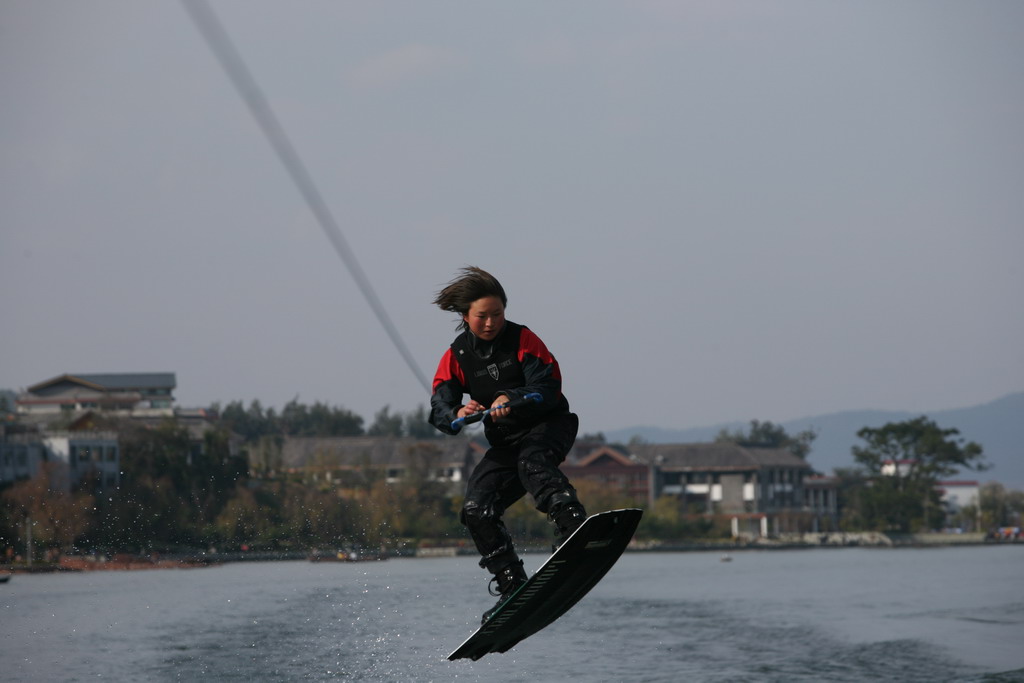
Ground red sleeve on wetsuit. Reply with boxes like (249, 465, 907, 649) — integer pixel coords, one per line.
(429, 348, 468, 435)
(517, 327, 562, 382)
(432, 347, 465, 392)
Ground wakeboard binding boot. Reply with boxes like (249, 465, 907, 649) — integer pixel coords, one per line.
(549, 493, 587, 551)
(482, 559, 528, 624)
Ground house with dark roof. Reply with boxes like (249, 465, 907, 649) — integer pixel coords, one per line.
(630, 442, 812, 517)
(17, 373, 176, 417)
(560, 446, 651, 508)
(562, 442, 822, 535)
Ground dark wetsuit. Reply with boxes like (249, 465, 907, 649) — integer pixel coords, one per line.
(429, 321, 579, 572)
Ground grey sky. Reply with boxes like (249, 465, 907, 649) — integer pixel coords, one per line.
(2, 1, 1022, 436)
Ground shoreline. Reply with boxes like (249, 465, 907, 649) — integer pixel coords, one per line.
(3, 533, 1018, 574)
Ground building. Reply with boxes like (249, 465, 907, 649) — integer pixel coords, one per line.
(0, 429, 119, 492)
(880, 459, 918, 477)
(634, 443, 811, 512)
(0, 433, 46, 484)
(803, 475, 840, 532)
(563, 442, 815, 535)
(559, 446, 650, 508)
(40, 431, 121, 491)
(936, 480, 979, 513)
(16, 373, 176, 417)
(6, 372, 246, 494)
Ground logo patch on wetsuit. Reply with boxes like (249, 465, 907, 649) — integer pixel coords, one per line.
(473, 359, 514, 381)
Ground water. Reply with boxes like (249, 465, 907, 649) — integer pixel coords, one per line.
(2, 546, 1022, 682)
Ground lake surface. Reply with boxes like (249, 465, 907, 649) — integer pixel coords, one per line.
(2, 546, 1022, 682)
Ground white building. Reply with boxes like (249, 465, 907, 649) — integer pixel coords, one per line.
(936, 480, 980, 513)
(17, 373, 176, 417)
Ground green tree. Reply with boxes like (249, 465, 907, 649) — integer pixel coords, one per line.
(975, 482, 1024, 530)
(276, 482, 353, 547)
(247, 435, 285, 477)
(89, 420, 248, 550)
(102, 422, 195, 548)
(217, 399, 280, 441)
(308, 401, 364, 436)
(211, 486, 276, 546)
(218, 398, 363, 439)
(716, 420, 817, 460)
(368, 406, 404, 436)
(832, 467, 870, 530)
(850, 416, 986, 533)
(403, 405, 440, 439)
(1, 463, 94, 556)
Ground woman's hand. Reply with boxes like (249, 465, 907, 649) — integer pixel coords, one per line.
(488, 396, 511, 421)
(455, 396, 511, 422)
(457, 400, 487, 419)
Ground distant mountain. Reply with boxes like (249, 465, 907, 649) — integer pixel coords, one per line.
(605, 392, 1024, 490)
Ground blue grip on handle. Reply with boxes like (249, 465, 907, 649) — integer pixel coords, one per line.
(450, 392, 543, 431)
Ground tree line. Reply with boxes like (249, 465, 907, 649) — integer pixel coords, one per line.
(1, 402, 1021, 563)
(1, 402, 450, 560)
(716, 416, 1010, 534)
(214, 399, 439, 441)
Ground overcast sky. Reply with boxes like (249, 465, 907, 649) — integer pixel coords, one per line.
(2, 1, 1022, 436)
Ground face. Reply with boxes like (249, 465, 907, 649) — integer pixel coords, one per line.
(463, 296, 506, 341)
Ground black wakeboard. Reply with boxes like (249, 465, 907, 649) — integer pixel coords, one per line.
(448, 507, 643, 661)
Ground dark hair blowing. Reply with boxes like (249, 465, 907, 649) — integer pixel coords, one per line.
(433, 266, 507, 331)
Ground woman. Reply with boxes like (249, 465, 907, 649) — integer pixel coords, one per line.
(428, 266, 587, 623)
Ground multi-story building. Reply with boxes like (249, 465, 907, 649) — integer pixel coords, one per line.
(0, 429, 119, 492)
(803, 475, 841, 532)
(0, 432, 46, 484)
(563, 442, 820, 535)
(16, 373, 176, 417)
(40, 431, 121, 491)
